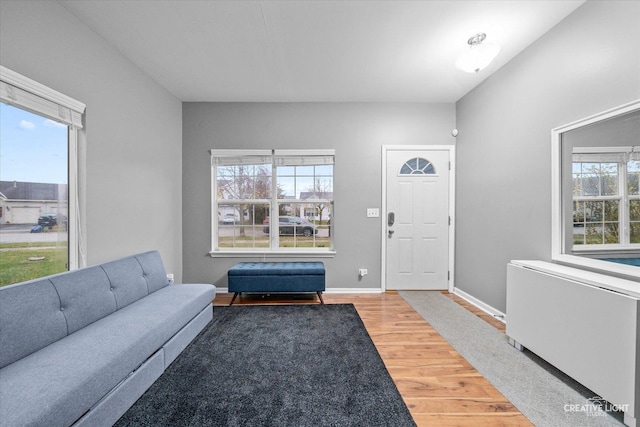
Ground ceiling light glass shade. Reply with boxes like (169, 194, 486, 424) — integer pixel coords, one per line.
(455, 34, 501, 73)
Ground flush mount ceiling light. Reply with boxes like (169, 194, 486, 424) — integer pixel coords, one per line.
(455, 33, 501, 73)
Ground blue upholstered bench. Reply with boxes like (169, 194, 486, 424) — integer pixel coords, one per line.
(228, 262, 325, 305)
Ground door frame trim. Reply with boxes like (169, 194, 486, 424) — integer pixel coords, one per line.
(381, 145, 456, 292)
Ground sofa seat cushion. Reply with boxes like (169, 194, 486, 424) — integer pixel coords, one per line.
(0, 283, 215, 427)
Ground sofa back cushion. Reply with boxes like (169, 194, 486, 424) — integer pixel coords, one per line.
(101, 256, 149, 309)
(135, 251, 169, 293)
(50, 266, 117, 334)
(0, 279, 68, 369)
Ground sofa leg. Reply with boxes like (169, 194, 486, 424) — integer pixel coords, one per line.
(317, 291, 324, 304)
(229, 292, 240, 306)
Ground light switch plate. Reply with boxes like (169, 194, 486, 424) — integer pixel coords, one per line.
(366, 208, 379, 218)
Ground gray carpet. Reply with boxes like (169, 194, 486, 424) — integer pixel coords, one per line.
(399, 291, 626, 427)
(116, 304, 415, 426)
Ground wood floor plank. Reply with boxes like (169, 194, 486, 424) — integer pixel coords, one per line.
(405, 397, 521, 414)
(413, 414, 530, 427)
(213, 291, 532, 426)
(387, 366, 482, 378)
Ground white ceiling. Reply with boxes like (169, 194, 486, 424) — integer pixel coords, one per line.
(60, 0, 585, 103)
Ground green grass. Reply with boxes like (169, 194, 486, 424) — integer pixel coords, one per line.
(279, 240, 331, 248)
(0, 241, 64, 249)
(218, 236, 331, 248)
(0, 247, 68, 287)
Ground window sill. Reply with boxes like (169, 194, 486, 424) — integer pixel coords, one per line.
(572, 245, 640, 256)
(209, 250, 336, 258)
(553, 253, 640, 282)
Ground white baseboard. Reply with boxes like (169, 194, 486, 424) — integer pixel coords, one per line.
(452, 287, 506, 323)
(215, 288, 383, 294)
(326, 287, 383, 294)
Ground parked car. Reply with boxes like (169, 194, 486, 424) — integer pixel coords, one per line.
(37, 213, 67, 229)
(221, 213, 238, 224)
(263, 216, 317, 237)
(37, 214, 58, 227)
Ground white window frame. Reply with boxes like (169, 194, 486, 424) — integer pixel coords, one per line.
(210, 149, 335, 257)
(0, 65, 86, 269)
(571, 149, 640, 249)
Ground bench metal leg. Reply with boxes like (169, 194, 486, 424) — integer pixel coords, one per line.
(229, 292, 240, 306)
(317, 291, 324, 304)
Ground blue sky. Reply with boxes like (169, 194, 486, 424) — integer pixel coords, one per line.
(0, 103, 68, 184)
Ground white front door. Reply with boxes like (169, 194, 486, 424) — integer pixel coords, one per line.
(384, 147, 452, 290)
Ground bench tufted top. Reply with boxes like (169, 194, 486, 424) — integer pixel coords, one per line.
(228, 262, 325, 276)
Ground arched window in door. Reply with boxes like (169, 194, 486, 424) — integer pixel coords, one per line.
(400, 157, 435, 175)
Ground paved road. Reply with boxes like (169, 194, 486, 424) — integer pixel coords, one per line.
(0, 224, 67, 244)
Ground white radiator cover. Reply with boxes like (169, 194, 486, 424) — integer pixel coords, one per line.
(506, 261, 640, 427)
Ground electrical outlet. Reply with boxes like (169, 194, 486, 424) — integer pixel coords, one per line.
(366, 208, 379, 218)
(358, 268, 368, 277)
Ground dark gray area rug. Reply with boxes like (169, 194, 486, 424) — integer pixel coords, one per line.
(116, 304, 415, 426)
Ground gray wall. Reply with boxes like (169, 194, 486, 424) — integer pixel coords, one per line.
(4, 0, 636, 313)
(455, 0, 640, 312)
(0, 1, 184, 278)
(182, 103, 455, 288)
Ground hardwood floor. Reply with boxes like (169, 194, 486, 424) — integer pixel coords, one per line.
(213, 291, 532, 426)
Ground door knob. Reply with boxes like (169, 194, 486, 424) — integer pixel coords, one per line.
(388, 229, 394, 238)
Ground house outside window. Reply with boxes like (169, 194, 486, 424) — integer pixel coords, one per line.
(572, 148, 640, 248)
(0, 66, 85, 287)
(211, 149, 334, 254)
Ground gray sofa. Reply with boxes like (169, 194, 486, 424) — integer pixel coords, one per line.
(0, 250, 216, 427)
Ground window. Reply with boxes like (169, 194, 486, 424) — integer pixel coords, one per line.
(211, 149, 334, 254)
(572, 148, 640, 248)
(0, 66, 85, 286)
(400, 157, 435, 175)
